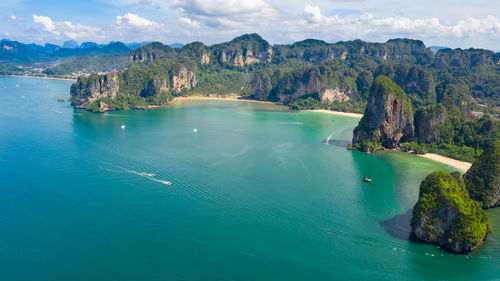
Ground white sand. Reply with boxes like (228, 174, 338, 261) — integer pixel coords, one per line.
(305, 109, 363, 118)
(418, 153, 472, 172)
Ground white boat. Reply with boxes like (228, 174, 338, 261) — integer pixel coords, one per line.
(193, 128, 198, 133)
(121, 122, 126, 129)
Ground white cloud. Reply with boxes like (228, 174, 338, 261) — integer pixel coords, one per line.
(179, 17, 200, 28)
(114, 13, 160, 28)
(33, 15, 56, 32)
(172, 0, 273, 17)
(298, 5, 500, 41)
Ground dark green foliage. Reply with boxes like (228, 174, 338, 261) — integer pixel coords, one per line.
(0, 64, 23, 75)
(43, 54, 129, 75)
(411, 171, 491, 253)
(375, 63, 436, 107)
(288, 95, 323, 110)
(65, 34, 498, 159)
(464, 140, 500, 208)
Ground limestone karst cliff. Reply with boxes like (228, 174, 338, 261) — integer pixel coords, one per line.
(411, 171, 491, 254)
(70, 67, 196, 112)
(414, 103, 448, 143)
(251, 67, 351, 104)
(70, 73, 119, 109)
(351, 75, 414, 151)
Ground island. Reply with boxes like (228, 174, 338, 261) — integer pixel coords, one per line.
(411, 140, 499, 253)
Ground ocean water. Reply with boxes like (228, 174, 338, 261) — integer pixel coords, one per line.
(0, 76, 499, 281)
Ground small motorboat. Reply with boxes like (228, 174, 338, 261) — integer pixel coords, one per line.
(193, 128, 198, 133)
(363, 177, 372, 182)
(121, 122, 126, 129)
(57, 98, 65, 102)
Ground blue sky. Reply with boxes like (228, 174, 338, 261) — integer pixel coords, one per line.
(1, 0, 499, 50)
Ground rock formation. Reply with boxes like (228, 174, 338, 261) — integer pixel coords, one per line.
(352, 75, 414, 151)
(172, 68, 197, 92)
(251, 67, 351, 104)
(414, 104, 448, 143)
(276, 68, 350, 104)
(411, 171, 491, 253)
(70, 73, 119, 108)
(464, 140, 500, 208)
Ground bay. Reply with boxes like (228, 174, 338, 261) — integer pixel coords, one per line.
(0, 76, 499, 280)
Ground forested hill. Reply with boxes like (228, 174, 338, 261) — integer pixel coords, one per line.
(72, 33, 498, 113)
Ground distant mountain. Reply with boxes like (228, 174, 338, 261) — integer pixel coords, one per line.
(80, 42, 99, 48)
(429, 46, 448, 53)
(0, 40, 131, 65)
(170, 43, 184, 48)
(126, 42, 153, 50)
(62, 40, 79, 49)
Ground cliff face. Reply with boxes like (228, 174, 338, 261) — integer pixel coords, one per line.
(464, 140, 500, 209)
(276, 68, 350, 103)
(414, 104, 448, 143)
(70, 73, 119, 108)
(251, 68, 351, 103)
(172, 68, 197, 92)
(70, 67, 195, 111)
(411, 171, 491, 254)
(352, 75, 414, 151)
(212, 34, 273, 66)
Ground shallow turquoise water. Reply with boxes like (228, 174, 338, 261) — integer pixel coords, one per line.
(0, 76, 499, 281)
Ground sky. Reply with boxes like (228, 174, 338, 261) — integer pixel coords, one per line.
(1, 0, 499, 50)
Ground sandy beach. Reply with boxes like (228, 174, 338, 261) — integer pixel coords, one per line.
(305, 109, 363, 118)
(172, 96, 278, 105)
(418, 153, 472, 172)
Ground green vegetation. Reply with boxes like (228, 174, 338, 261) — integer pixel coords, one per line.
(288, 95, 323, 110)
(464, 140, 500, 208)
(65, 34, 498, 160)
(350, 140, 383, 152)
(0, 64, 23, 75)
(411, 171, 491, 253)
(43, 54, 129, 76)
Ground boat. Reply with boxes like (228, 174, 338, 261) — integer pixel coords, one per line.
(193, 128, 198, 133)
(57, 98, 65, 102)
(363, 177, 372, 182)
(120, 122, 126, 129)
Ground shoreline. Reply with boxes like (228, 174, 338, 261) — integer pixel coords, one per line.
(305, 109, 363, 118)
(0, 74, 77, 81)
(172, 96, 278, 105)
(418, 153, 472, 172)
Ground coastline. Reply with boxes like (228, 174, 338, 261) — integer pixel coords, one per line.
(0, 74, 77, 81)
(305, 109, 363, 118)
(418, 153, 472, 172)
(172, 96, 278, 105)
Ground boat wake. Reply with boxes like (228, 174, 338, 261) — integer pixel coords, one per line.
(96, 162, 172, 185)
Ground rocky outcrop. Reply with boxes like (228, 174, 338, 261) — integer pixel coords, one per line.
(411, 171, 491, 254)
(276, 69, 350, 103)
(464, 140, 500, 209)
(201, 52, 210, 64)
(414, 104, 448, 143)
(352, 75, 414, 151)
(141, 79, 169, 98)
(70, 73, 119, 108)
(252, 68, 351, 104)
(172, 68, 196, 92)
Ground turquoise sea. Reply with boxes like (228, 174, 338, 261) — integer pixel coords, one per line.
(0, 76, 499, 280)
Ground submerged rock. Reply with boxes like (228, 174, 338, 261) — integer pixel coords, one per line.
(411, 171, 491, 253)
(464, 140, 500, 209)
(352, 75, 414, 152)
